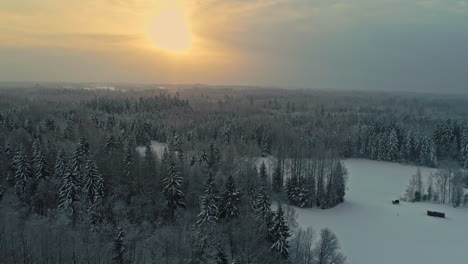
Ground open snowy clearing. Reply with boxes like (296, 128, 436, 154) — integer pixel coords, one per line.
(293, 159, 468, 264)
(136, 141, 168, 159)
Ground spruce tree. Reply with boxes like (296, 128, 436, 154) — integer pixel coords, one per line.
(123, 145, 133, 180)
(220, 175, 241, 220)
(112, 228, 126, 264)
(270, 205, 290, 259)
(215, 242, 229, 264)
(58, 162, 79, 218)
(53, 150, 66, 179)
(334, 163, 346, 204)
(387, 129, 399, 161)
(272, 162, 283, 193)
(162, 159, 186, 220)
(13, 148, 32, 203)
(254, 185, 274, 241)
(197, 172, 220, 225)
(32, 140, 48, 181)
(259, 161, 268, 183)
(82, 156, 105, 207)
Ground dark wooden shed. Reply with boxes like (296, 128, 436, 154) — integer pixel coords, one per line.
(427, 211, 445, 218)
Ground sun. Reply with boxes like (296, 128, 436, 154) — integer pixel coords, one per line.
(149, 7, 192, 53)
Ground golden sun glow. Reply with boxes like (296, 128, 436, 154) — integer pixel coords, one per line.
(149, 7, 193, 53)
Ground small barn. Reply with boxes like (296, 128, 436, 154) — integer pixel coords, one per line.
(427, 211, 445, 218)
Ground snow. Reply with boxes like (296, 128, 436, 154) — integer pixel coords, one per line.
(293, 159, 468, 264)
(253, 155, 276, 175)
(136, 141, 168, 159)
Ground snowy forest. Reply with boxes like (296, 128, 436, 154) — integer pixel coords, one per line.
(1, 85, 468, 264)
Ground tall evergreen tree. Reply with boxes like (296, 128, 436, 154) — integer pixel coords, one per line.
(215, 242, 229, 264)
(82, 156, 105, 207)
(272, 161, 283, 193)
(220, 175, 241, 220)
(32, 140, 48, 181)
(270, 205, 290, 259)
(112, 228, 126, 264)
(254, 185, 274, 241)
(259, 161, 268, 183)
(53, 150, 66, 179)
(123, 145, 133, 180)
(58, 162, 79, 218)
(162, 159, 186, 220)
(197, 172, 220, 225)
(13, 148, 32, 203)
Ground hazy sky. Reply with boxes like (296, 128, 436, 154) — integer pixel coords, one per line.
(1, 0, 468, 92)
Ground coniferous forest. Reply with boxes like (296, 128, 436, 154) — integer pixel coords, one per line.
(1, 85, 468, 263)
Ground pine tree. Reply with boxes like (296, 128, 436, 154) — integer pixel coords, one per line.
(53, 150, 66, 179)
(334, 162, 346, 204)
(13, 148, 32, 203)
(215, 242, 229, 264)
(220, 175, 241, 220)
(254, 185, 274, 241)
(144, 142, 156, 173)
(259, 161, 268, 183)
(316, 171, 324, 207)
(58, 162, 79, 218)
(32, 140, 49, 181)
(286, 175, 300, 205)
(387, 129, 399, 161)
(197, 172, 220, 225)
(260, 129, 270, 157)
(123, 145, 133, 180)
(270, 205, 290, 259)
(112, 228, 126, 264)
(82, 157, 104, 206)
(272, 161, 283, 193)
(162, 159, 186, 220)
(70, 139, 89, 183)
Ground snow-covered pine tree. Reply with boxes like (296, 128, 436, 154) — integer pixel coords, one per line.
(197, 172, 220, 225)
(123, 145, 133, 180)
(53, 150, 66, 179)
(32, 140, 48, 181)
(270, 205, 290, 259)
(191, 226, 209, 264)
(220, 175, 241, 220)
(260, 130, 269, 158)
(198, 151, 208, 165)
(259, 161, 268, 183)
(13, 147, 32, 203)
(162, 159, 186, 220)
(316, 170, 324, 208)
(272, 161, 283, 193)
(70, 139, 89, 183)
(285, 175, 299, 205)
(254, 185, 274, 241)
(144, 142, 156, 173)
(333, 162, 346, 204)
(215, 242, 229, 264)
(387, 128, 399, 161)
(297, 179, 310, 208)
(112, 228, 126, 264)
(58, 162, 79, 218)
(82, 156, 104, 207)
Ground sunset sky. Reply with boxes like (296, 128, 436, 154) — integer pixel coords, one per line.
(1, 0, 468, 92)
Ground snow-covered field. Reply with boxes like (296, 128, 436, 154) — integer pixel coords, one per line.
(294, 159, 468, 264)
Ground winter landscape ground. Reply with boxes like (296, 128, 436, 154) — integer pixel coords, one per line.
(295, 159, 468, 264)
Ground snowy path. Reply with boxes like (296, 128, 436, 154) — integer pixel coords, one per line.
(294, 159, 468, 264)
